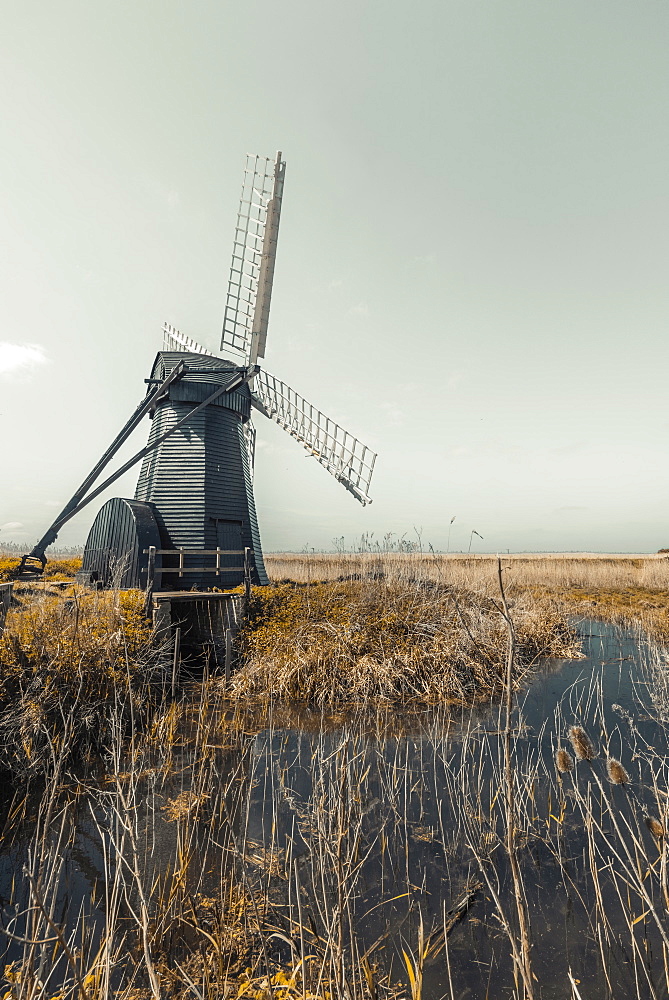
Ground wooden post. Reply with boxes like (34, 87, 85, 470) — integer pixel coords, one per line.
(0, 583, 13, 636)
(244, 547, 252, 607)
(224, 628, 232, 685)
(202, 646, 210, 686)
(144, 545, 156, 618)
(171, 626, 181, 698)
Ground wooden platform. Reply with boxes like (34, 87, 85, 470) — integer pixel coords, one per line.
(149, 589, 246, 672)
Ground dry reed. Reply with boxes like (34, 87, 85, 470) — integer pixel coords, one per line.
(266, 552, 669, 642)
(265, 551, 669, 592)
(231, 579, 581, 706)
(0, 585, 165, 774)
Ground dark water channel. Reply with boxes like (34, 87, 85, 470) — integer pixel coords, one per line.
(1, 622, 668, 999)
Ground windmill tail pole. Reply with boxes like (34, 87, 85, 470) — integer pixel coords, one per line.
(16, 361, 187, 576)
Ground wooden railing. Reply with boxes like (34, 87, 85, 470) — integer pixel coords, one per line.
(143, 547, 252, 578)
(143, 547, 253, 615)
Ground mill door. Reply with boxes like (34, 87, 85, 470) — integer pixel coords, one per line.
(214, 519, 244, 577)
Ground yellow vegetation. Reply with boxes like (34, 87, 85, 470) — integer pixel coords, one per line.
(265, 553, 669, 644)
(232, 580, 581, 706)
(0, 587, 157, 772)
(0, 556, 82, 581)
(545, 586, 669, 642)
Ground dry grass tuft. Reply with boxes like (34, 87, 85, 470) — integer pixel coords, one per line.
(0, 556, 82, 581)
(266, 552, 669, 642)
(162, 789, 209, 821)
(231, 580, 581, 706)
(0, 586, 162, 773)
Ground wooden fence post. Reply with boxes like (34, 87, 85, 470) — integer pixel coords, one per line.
(224, 628, 233, 685)
(144, 545, 156, 618)
(0, 583, 13, 636)
(171, 626, 181, 698)
(243, 547, 252, 608)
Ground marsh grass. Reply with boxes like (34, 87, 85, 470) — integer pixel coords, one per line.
(1, 555, 669, 996)
(0, 623, 667, 998)
(0, 585, 165, 774)
(0, 557, 82, 582)
(265, 551, 669, 591)
(0, 680, 410, 1000)
(266, 552, 669, 643)
(551, 586, 669, 642)
(231, 579, 581, 706)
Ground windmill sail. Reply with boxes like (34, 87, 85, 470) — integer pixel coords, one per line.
(252, 370, 376, 505)
(162, 322, 215, 356)
(243, 418, 257, 479)
(221, 152, 286, 365)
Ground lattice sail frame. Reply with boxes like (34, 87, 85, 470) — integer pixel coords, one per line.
(242, 419, 257, 479)
(221, 152, 286, 365)
(159, 323, 375, 503)
(252, 370, 376, 505)
(162, 322, 215, 356)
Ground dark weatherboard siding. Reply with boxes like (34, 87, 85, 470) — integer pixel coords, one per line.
(134, 351, 269, 587)
(80, 497, 162, 589)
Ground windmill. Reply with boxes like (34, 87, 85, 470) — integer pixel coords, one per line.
(19, 152, 377, 590)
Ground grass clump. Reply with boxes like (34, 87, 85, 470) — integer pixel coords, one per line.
(0, 556, 82, 581)
(0, 587, 163, 774)
(547, 586, 669, 643)
(266, 552, 669, 644)
(231, 580, 581, 706)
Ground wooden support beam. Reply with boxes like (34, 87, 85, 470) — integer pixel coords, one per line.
(22, 361, 187, 567)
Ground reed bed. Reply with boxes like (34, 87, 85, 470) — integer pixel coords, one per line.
(266, 551, 669, 592)
(266, 552, 669, 643)
(0, 680, 411, 1000)
(0, 554, 668, 996)
(0, 584, 167, 775)
(0, 619, 667, 998)
(231, 579, 581, 706)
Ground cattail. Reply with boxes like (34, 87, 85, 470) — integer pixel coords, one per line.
(555, 748, 574, 773)
(568, 726, 596, 761)
(606, 758, 629, 785)
(645, 815, 666, 839)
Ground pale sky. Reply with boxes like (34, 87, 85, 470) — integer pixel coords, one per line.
(1, 0, 668, 554)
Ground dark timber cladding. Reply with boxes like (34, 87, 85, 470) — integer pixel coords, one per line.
(80, 497, 162, 589)
(134, 350, 269, 588)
